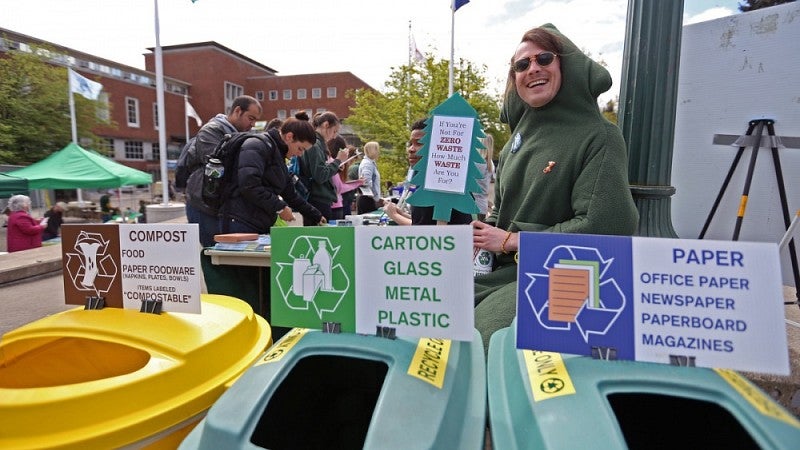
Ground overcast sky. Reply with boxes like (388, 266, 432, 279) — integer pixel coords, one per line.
(2, 0, 742, 103)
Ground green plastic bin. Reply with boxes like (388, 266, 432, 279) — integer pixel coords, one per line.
(181, 327, 486, 449)
(487, 322, 800, 449)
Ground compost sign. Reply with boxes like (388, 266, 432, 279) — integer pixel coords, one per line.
(516, 232, 789, 375)
(270, 225, 474, 340)
(61, 223, 202, 313)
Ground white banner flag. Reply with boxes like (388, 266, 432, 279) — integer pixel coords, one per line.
(185, 98, 203, 126)
(68, 68, 103, 100)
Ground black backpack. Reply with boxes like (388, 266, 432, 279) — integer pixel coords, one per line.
(174, 136, 196, 189)
(201, 132, 269, 210)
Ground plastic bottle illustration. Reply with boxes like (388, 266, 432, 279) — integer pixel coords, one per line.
(313, 241, 332, 290)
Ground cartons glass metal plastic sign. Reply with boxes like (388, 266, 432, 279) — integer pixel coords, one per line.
(271, 225, 474, 341)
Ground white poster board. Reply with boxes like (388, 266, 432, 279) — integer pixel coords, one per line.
(673, 3, 800, 286)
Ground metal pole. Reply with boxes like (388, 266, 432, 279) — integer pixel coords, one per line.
(154, 0, 169, 206)
(618, 0, 685, 237)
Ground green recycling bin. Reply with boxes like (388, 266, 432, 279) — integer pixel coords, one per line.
(487, 323, 800, 449)
(180, 327, 486, 449)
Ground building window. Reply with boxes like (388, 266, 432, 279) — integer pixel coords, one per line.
(224, 82, 244, 115)
(277, 110, 287, 120)
(124, 141, 144, 160)
(152, 103, 159, 130)
(297, 88, 307, 100)
(269, 90, 278, 101)
(312, 88, 321, 99)
(255, 90, 265, 101)
(152, 142, 160, 161)
(316, 108, 327, 115)
(126, 97, 140, 128)
(283, 89, 292, 100)
(326, 87, 337, 98)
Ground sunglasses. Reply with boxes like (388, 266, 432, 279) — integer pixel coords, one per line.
(511, 52, 557, 73)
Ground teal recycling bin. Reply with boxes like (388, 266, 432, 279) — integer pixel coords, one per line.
(487, 323, 800, 449)
(180, 327, 486, 450)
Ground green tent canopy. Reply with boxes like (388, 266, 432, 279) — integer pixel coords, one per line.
(5, 142, 153, 189)
(0, 173, 29, 198)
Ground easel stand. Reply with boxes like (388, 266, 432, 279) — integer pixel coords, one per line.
(699, 119, 800, 306)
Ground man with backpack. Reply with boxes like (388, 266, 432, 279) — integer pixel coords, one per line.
(180, 95, 262, 247)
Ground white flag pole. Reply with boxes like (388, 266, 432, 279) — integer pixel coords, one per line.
(68, 69, 78, 144)
(448, 5, 455, 96)
(184, 94, 190, 145)
(154, 0, 169, 205)
(67, 68, 85, 203)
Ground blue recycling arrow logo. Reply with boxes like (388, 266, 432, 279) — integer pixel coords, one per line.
(522, 245, 626, 342)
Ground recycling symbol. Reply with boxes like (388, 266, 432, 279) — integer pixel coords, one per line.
(273, 235, 351, 319)
(522, 245, 625, 343)
(64, 231, 118, 297)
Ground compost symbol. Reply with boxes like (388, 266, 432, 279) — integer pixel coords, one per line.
(273, 235, 350, 318)
(522, 245, 625, 342)
(64, 231, 118, 297)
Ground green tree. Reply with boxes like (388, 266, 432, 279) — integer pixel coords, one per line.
(739, 0, 795, 12)
(0, 44, 110, 164)
(346, 56, 506, 185)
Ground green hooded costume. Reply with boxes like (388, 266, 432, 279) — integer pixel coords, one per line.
(475, 24, 638, 351)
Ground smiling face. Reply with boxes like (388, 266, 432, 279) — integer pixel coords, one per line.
(513, 41, 562, 108)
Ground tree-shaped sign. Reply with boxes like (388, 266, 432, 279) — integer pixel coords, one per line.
(407, 93, 485, 222)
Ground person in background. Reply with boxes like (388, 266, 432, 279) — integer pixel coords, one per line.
(6, 194, 45, 252)
(340, 145, 361, 216)
(41, 201, 67, 241)
(219, 112, 324, 234)
(471, 24, 638, 351)
(138, 200, 148, 223)
(298, 111, 349, 225)
(99, 194, 120, 221)
(356, 141, 384, 214)
(265, 117, 283, 131)
(184, 95, 262, 247)
(402, 118, 473, 225)
(474, 134, 495, 222)
(327, 136, 363, 220)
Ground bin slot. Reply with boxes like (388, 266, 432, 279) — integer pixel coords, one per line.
(251, 355, 388, 450)
(607, 393, 759, 449)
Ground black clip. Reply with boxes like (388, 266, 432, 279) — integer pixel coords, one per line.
(84, 296, 105, 310)
(140, 299, 163, 315)
(375, 326, 397, 340)
(322, 322, 342, 334)
(669, 355, 696, 367)
(591, 346, 618, 360)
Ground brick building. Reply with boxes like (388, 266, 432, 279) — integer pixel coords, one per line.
(1, 27, 376, 178)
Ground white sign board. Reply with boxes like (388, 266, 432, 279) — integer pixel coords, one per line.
(119, 224, 202, 313)
(356, 225, 474, 340)
(423, 115, 473, 194)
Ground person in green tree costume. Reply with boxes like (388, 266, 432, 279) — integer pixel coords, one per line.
(471, 24, 639, 352)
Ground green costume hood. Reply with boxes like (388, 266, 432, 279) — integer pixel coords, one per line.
(500, 23, 612, 129)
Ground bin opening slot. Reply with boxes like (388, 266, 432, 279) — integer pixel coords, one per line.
(251, 355, 389, 450)
(0, 337, 150, 388)
(607, 393, 759, 449)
